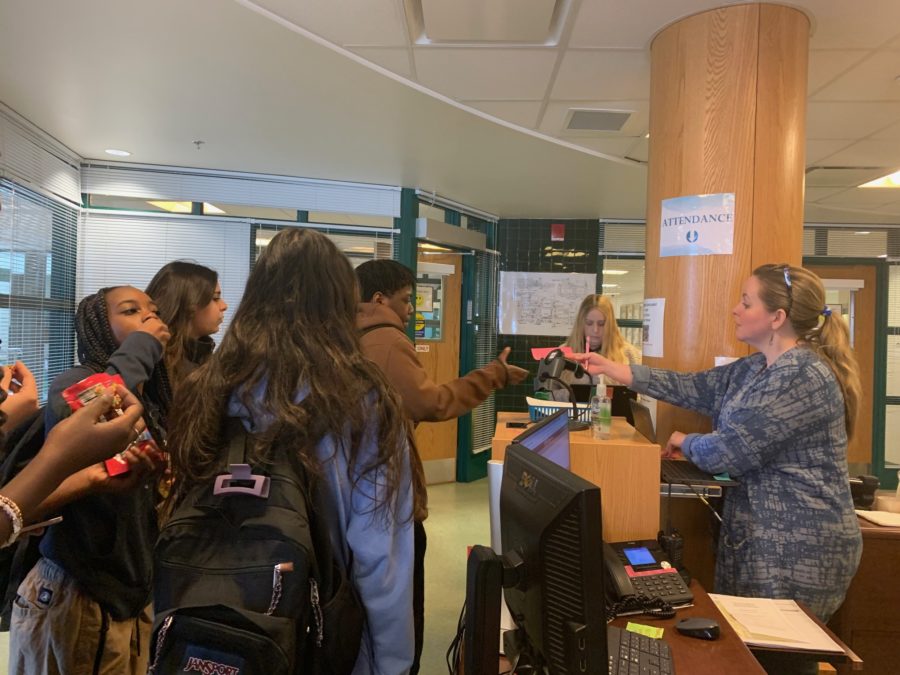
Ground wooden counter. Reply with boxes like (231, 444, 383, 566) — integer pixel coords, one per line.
(829, 515, 900, 674)
(491, 412, 661, 542)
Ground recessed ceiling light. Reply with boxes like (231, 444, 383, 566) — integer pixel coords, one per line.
(104, 148, 131, 157)
(854, 231, 871, 235)
(602, 283, 618, 289)
(603, 269, 629, 275)
(859, 169, 900, 188)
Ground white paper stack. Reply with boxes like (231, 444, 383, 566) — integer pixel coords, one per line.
(709, 594, 843, 653)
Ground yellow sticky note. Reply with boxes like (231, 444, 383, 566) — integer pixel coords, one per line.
(626, 622, 664, 639)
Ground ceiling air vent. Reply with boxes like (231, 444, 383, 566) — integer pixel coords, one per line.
(565, 109, 632, 132)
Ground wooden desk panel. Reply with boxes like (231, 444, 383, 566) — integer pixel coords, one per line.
(829, 516, 900, 674)
(491, 413, 661, 542)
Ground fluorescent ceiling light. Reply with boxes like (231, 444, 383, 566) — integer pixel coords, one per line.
(859, 169, 900, 188)
(602, 283, 618, 288)
(104, 148, 131, 157)
(854, 231, 871, 235)
(419, 242, 452, 252)
(147, 201, 226, 214)
(603, 269, 629, 275)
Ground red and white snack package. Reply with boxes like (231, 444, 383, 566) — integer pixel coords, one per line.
(61, 373, 153, 477)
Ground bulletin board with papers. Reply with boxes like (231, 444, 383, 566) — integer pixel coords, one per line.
(498, 272, 596, 336)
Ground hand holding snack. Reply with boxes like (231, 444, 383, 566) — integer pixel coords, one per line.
(62, 374, 157, 477)
(45, 383, 145, 476)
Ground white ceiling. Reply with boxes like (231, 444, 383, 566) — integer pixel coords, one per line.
(1, 0, 900, 221)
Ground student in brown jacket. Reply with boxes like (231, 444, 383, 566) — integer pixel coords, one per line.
(355, 259, 527, 674)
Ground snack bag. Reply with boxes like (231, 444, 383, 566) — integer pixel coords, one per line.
(62, 373, 152, 476)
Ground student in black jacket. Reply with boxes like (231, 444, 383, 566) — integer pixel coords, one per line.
(9, 286, 170, 675)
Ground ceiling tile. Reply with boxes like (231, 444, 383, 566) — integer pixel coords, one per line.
(460, 100, 543, 128)
(812, 51, 900, 101)
(254, 0, 407, 47)
(551, 50, 650, 100)
(805, 186, 851, 202)
(812, 139, 900, 169)
(802, 0, 900, 49)
(871, 119, 900, 140)
(413, 48, 557, 99)
(820, 187, 900, 208)
(539, 99, 647, 136)
(568, 0, 724, 49)
(349, 47, 412, 78)
(805, 139, 856, 165)
(626, 137, 649, 162)
(806, 101, 900, 139)
(807, 50, 872, 94)
(565, 137, 642, 157)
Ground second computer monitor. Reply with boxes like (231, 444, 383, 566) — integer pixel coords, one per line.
(512, 409, 570, 470)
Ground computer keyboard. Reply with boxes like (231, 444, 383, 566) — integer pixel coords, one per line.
(608, 625, 674, 675)
(661, 459, 737, 487)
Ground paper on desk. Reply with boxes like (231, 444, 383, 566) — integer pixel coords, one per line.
(855, 509, 900, 527)
(709, 594, 843, 652)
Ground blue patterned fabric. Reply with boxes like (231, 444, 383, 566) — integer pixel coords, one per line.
(631, 347, 862, 620)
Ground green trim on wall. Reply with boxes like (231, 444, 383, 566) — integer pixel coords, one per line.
(395, 188, 418, 341)
(804, 256, 891, 489)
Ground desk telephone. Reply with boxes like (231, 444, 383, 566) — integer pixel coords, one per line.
(604, 540, 693, 617)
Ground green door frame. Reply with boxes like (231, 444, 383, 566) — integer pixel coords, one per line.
(804, 256, 891, 489)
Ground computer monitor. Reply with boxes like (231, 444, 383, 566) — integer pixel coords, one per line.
(512, 409, 570, 469)
(464, 443, 607, 674)
(570, 384, 637, 424)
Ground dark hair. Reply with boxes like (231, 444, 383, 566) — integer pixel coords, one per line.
(355, 260, 415, 302)
(75, 287, 172, 425)
(146, 261, 218, 388)
(167, 229, 416, 518)
(754, 263, 861, 439)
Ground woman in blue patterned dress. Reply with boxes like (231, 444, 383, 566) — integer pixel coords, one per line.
(575, 264, 862, 675)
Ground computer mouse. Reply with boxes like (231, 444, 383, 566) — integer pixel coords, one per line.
(675, 617, 720, 640)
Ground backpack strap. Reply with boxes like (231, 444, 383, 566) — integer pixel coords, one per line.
(359, 322, 405, 338)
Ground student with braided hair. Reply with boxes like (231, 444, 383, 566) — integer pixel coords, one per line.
(9, 286, 172, 675)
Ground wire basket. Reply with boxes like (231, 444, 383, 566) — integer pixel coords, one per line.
(526, 397, 591, 423)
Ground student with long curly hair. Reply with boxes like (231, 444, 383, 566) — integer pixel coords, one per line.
(9, 286, 171, 675)
(146, 260, 228, 389)
(167, 228, 416, 673)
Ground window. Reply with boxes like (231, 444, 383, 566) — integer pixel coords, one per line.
(0, 179, 78, 401)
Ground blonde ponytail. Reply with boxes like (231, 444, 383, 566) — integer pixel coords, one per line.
(754, 264, 861, 439)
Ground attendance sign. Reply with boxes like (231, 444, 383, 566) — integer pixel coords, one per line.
(659, 193, 735, 257)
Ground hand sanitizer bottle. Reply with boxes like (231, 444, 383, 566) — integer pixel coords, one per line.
(591, 386, 612, 439)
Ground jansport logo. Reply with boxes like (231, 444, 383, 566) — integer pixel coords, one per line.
(183, 657, 241, 675)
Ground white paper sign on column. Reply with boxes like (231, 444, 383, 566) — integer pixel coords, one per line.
(660, 193, 735, 257)
(643, 298, 665, 358)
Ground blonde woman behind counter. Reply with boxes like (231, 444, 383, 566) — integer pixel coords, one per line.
(541, 294, 641, 398)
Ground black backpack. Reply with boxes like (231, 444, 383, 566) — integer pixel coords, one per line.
(150, 422, 364, 675)
(0, 409, 46, 631)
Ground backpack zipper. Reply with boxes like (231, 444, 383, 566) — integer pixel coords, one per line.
(310, 579, 323, 647)
(147, 615, 173, 675)
(266, 561, 294, 615)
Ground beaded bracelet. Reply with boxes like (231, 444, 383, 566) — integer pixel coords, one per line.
(0, 494, 24, 549)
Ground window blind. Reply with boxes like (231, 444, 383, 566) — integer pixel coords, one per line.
(78, 211, 251, 338)
(0, 179, 78, 402)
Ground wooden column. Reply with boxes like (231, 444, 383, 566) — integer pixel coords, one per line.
(645, 3, 809, 445)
